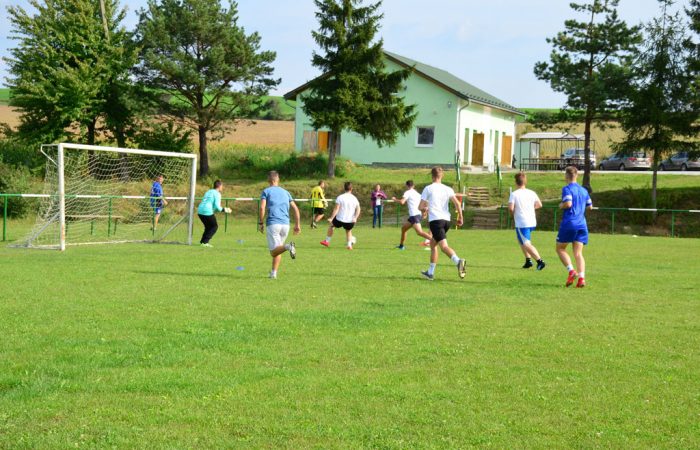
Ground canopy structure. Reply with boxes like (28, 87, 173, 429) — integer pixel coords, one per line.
(516, 131, 596, 161)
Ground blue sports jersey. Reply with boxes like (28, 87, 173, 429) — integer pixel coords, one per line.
(261, 186, 293, 226)
(150, 181, 163, 207)
(560, 182, 592, 229)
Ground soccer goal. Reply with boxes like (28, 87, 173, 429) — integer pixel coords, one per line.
(16, 143, 197, 251)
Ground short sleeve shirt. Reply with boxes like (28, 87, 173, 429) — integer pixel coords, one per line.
(420, 183, 455, 222)
(403, 189, 422, 217)
(335, 192, 360, 223)
(508, 188, 540, 228)
(261, 186, 293, 226)
(560, 182, 592, 229)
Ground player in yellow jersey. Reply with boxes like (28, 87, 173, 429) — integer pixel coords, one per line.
(310, 180, 328, 228)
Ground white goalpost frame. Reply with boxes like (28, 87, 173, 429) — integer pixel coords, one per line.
(54, 143, 197, 251)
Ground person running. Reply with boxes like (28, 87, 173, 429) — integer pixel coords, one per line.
(149, 174, 168, 230)
(320, 182, 360, 250)
(508, 172, 545, 270)
(310, 180, 328, 229)
(371, 184, 387, 228)
(392, 180, 432, 250)
(556, 166, 593, 288)
(197, 180, 231, 247)
(418, 167, 466, 280)
(259, 171, 301, 279)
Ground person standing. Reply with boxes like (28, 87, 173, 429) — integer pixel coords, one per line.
(418, 167, 466, 280)
(371, 184, 387, 228)
(508, 172, 545, 270)
(149, 174, 168, 230)
(197, 180, 231, 247)
(310, 180, 328, 229)
(556, 166, 593, 288)
(392, 180, 432, 249)
(259, 171, 301, 279)
(320, 182, 361, 250)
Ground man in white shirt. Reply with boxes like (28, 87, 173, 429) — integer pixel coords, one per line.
(508, 172, 545, 270)
(320, 182, 361, 250)
(392, 180, 432, 250)
(418, 167, 466, 280)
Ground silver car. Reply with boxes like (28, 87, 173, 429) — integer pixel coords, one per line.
(598, 151, 651, 171)
(659, 152, 700, 171)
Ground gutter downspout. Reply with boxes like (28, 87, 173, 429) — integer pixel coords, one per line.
(455, 98, 471, 194)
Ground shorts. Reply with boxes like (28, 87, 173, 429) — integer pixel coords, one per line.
(313, 207, 325, 215)
(266, 224, 290, 251)
(153, 207, 162, 215)
(407, 214, 422, 225)
(557, 227, 589, 245)
(429, 220, 451, 243)
(516, 227, 536, 245)
(332, 218, 355, 230)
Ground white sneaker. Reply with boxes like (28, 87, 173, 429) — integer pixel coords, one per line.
(269, 272, 277, 279)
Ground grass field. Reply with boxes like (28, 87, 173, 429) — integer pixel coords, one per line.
(1, 221, 698, 448)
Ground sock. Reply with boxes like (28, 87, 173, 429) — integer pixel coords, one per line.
(566, 264, 574, 272)
(428, 263, 437, 275)
(325, 236, 332, 242)
(451, 254, 461, 265)
(579, 272, 585, 279)
(526, 257, 532, 262)
(347, 241, 352, 247)
(284, 243, 291, 251)
(537, 259, 543, 263)
(271, 270, 277, 276)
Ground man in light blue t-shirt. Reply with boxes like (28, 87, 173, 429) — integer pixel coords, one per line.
(197, 180, 231, 247)
(259, 171, 301, 279)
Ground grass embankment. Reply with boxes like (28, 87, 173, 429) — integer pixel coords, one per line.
(1, 224, 698, 447)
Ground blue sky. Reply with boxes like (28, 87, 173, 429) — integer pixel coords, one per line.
(0, 0, 690, 107)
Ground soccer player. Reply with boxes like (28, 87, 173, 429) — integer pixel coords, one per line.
(556, 166, 593, 288)
(320, 182, 360, 250)
(259, 171, 301, 279)
(197, 179, 232, 247)
(392, 180, 432, 249)
(508, 172, 545, 270)
(310, 180, 328, 229)
(149, 174, 168, 230)
(418, 167, 466, 280)
(371, 184, 387, 228)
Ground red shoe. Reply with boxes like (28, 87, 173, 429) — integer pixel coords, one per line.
(565, 270, 578, 287)
(419, 241, 431, 247)
(346, 246, 353, 250)
(576, 278, 586, 288)
(320, 240, 330, 247)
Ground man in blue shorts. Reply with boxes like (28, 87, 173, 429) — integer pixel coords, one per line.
(508, 172, 545, 270)
(556, 166, 593, 288)
(149, 174, 168, 230)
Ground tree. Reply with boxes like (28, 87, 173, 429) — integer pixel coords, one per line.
(5, 0, 134, 145)
(686, 0, 700, 138)
(617, 0, 697, 210)
(135, 0, 279, 177)
(304, 0, 416, 178)
(534, 0, 640, 192)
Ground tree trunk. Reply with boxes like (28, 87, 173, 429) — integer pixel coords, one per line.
(582, 110, 593, 193)
(116, 128, 130, 181)
(198, 125, 209, 177)
(87, 118, 97, 145)
(87, 118, 97, 177)
(327, 130, 340, 179)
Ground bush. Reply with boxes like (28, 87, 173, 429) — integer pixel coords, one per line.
(0, 137, 45, 171)
(0, 160, 32, 218)
(133, 121, 193, 154)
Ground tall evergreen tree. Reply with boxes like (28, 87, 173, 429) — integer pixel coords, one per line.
(618, 0, 697, 210)
(135, 0, 279, 176)
(534, 0, 640, 192)
(305, 0, 416, 178)
(686, 0, 700, 138)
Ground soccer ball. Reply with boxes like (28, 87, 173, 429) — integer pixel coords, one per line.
(350, 236, 357, 245)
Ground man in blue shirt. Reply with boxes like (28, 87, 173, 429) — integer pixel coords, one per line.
(556, 166, 593, 288)
(197, 180, 231, 247)
(259, 171, 301, 279)
(150, 175, 168, 230)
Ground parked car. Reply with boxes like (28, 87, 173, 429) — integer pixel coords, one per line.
(598, 151, 651, 171)
(560, 148, 597, 170)
(659, 152, 700, 171)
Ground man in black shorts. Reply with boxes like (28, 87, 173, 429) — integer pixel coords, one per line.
(392, 180, 432, 249)
(320, 182, 361, 250)
(310, 180, 327, 228)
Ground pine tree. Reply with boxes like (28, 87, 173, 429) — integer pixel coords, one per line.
(618, 0, 697, 210)
(534, 0, 640, 192)
(304, 0, 416, 178)
(135, 0, 279, 177)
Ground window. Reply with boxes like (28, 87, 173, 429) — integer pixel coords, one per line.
(416, 126, 435, 147)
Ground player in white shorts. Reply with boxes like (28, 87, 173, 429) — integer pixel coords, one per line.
(508, 172, 545, 270)
(392, 180, 431, 249)
(320, 182, 361, 250)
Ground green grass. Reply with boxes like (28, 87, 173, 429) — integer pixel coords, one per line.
(0, 88, 10, 104)
(1, 221, 698, 447)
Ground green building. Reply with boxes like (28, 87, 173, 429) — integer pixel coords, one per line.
(284, 51, 525, 168)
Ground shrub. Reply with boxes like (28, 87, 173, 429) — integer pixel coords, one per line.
(0, 160, 32, 218)
(0, 137, 45, 171)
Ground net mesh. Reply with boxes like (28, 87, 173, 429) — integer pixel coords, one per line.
(17, 145, 194, 249)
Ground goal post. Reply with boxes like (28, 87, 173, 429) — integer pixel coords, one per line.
(17, 143, 198, 250)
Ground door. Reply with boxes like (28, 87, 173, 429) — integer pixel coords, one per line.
(501, 135, 512, 166)
(317, 131, 330, 154)
(472, 133, 485, 166)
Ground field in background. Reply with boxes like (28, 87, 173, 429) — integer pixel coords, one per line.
(1, 223, 698, 447)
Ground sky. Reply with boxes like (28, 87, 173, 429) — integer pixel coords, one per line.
(0, 0, 691, 108)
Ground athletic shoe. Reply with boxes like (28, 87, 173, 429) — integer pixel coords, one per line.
(421, 270, 434, 281)
(320, 240, 330, 247)
(200, 243, 213, 248)
(522, 259, 533, 269)
(347, 246, 353, 250)
(269, 272, 277, 279)
(566, 270, 578, 287)
(457, 259, 467, 279)
(536, 260, 546, 271)
(420, 241, 431, 247)
(576, 278, 586, 288)
(310, 222, 317, 229)
(396, 245, 405, 250)
(288, 241, 296, 259)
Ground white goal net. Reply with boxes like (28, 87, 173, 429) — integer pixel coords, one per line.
(16, 143, 197, 250)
